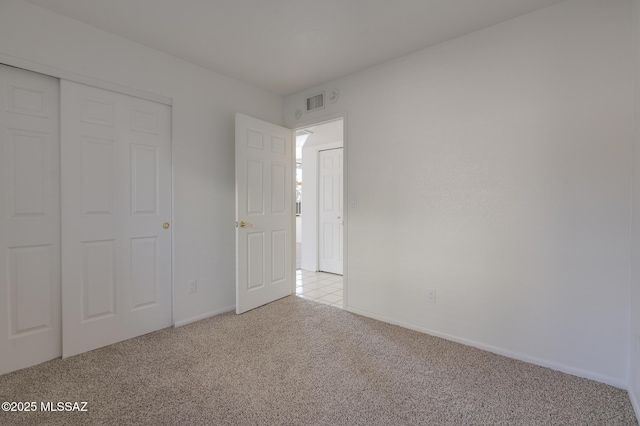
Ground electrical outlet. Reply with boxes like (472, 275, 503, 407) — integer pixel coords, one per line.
(188, 280, 197, 294)
(427, 289, 436, 304)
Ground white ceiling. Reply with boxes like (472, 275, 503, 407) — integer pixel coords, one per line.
(25, 0, 566, 96)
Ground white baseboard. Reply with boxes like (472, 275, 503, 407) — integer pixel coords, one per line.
(345, 305, 626, 389)
(173, 305, 235, 327)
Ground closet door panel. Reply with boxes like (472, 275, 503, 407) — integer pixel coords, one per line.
(0, 64, 61, 375)
(61, 80, 172, 358)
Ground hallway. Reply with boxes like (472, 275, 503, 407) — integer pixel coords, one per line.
(295, 270, 343, 308)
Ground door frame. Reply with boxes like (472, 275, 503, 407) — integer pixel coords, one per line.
(292, 113, 347, 308)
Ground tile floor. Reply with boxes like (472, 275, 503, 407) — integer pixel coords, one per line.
(295, 269, 343, 308)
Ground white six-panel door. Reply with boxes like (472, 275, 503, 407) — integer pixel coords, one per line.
(61, 81, 172, 357)
(0, 65, 61, 374)
(236, 114, 293, 314)
(318, 148, 343, 275)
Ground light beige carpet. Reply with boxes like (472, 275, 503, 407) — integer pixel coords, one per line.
(0, 296, 636, 425)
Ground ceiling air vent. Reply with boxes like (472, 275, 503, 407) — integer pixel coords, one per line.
(306, 92, 324, 112)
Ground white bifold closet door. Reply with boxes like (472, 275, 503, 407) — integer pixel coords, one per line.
(0, 64, 61, 374)
(61, 81, 172, 358)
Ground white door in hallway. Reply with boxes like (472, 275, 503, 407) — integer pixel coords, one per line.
(61, 81, 172, 358)
(0, 65, 61, 374)
(318, 148, 343, 275)
(235, 114, 293, 314)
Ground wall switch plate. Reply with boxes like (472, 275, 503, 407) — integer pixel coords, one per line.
(427, 289, 436, 304)
(636, 334, 640, 355)
(188, 280, 197, 294)
(350, 196, 358, 208)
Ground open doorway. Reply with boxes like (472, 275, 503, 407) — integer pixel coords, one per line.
(295, 119, 344, 308)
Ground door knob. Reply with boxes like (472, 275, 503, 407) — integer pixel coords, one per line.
(239, 221, 253, 228)
(163, 222, 170, 229)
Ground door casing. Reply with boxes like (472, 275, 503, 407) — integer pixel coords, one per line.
(293, 114, 347, 307)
